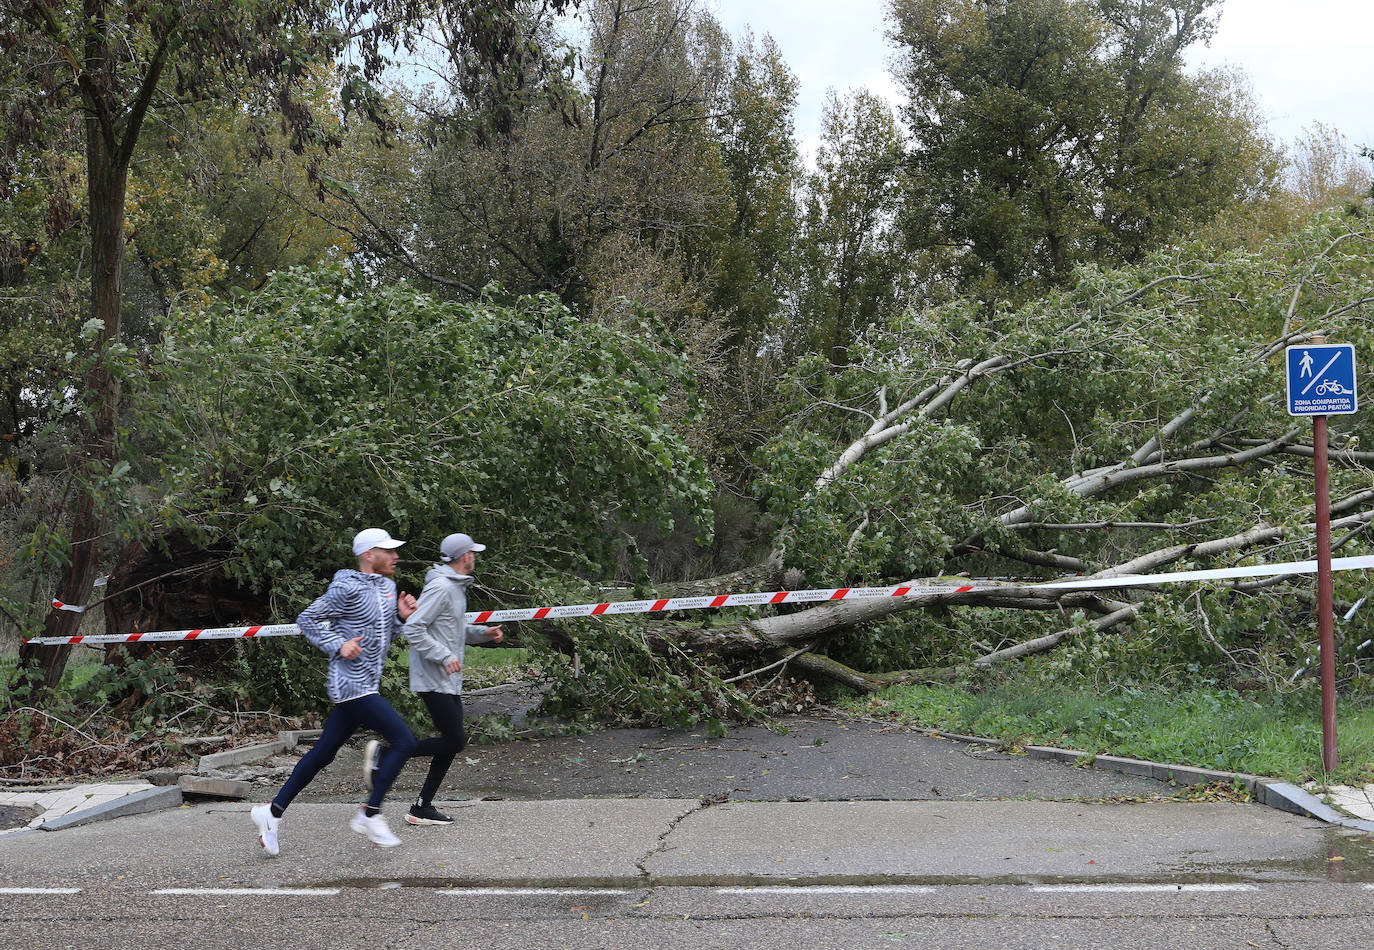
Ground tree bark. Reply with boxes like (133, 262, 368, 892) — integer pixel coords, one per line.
(652, 552, 792, 597)
(16, 11, 132, 693)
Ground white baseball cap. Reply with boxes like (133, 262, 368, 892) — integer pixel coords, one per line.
(439, 532, 487, 562)
(352, 527, 406, 556)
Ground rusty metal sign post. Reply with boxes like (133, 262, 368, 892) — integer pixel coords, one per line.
(1286, 338, 1358, 772)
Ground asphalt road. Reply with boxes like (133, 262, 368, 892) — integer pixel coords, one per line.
(5, 879, 1374, 949)
(5, 794, 1374, 948)
(8, 709, 1374, 947)
(286, 711, 1173, 804)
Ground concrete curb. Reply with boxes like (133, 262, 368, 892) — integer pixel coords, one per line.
(178, 775, 251, 799)
(197, 740, 289, 773)
(1257, 782, 1374, 832)
(924, 727, 1374, 833)
(40, 786, 183, 832)
(196, 729, 323, 773)
(278, 728, 322, 750)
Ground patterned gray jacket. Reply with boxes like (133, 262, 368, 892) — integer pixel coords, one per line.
(296, 569, 404, 703)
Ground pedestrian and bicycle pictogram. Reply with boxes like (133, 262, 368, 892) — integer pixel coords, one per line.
(1286, 342, 1358, 416)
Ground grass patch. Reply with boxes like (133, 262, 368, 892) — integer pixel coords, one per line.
(463, 646, 530, 669)
(845, 679, 1374, 786)
(393, 646, 529, 668)
(461, 645, 537, 691)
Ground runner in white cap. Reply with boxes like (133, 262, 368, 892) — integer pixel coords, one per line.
(362, 531, 503, 825)
(250, 528, 418, 854)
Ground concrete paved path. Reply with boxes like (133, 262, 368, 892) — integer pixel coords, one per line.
(2, 798, 1368, 890)
(0, 782, 154, 836)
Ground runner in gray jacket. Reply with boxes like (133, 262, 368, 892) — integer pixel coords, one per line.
(364, 532, 502, 825)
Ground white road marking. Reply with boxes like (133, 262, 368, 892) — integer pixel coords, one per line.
(0, 887, 82, 894)
(1032, 884, 1258, 893)
(123, 882, 1298, 898)
(438, 887, 631, 896)
(719, 885, 936, 895)
(151, 888, 341, 896)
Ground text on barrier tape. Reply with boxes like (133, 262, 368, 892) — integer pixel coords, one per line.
(25, 554, 1374, 646)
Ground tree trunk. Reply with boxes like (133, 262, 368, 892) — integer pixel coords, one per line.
(17, 112, 129, 693)
(652, 552, 792, 597)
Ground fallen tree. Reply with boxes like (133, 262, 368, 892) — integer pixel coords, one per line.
(648, 210, 1374, 693)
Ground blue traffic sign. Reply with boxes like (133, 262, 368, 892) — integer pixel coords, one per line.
(1287, 343, 1358, 416)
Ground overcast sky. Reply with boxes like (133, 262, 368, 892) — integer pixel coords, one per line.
(708, 0, 1374, 162)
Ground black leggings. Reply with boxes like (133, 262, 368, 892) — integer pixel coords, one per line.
(411, 691, 468, 807)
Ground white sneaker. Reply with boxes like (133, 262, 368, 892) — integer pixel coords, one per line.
(349, 808, 402, 847)
(251, 804, 280, 857)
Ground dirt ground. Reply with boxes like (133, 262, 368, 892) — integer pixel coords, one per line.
(0, 804, 37, 831)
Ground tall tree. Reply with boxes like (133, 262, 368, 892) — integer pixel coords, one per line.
(365, 0, 733, 305)
(889, 0, 1282, 294)
(319, 0, 775, 486)
(317, 0, 805, 340)
(793, 89, 907, 367)
(1290, 122, 1373, 214)
(708, 31, 801, 351)
(0, 103, 84, 488)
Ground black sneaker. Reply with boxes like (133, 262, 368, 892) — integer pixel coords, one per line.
(406, 803, 454, 825)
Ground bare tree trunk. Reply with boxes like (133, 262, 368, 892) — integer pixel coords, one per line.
(789, 651, 959, 689)
(16, 12, 134, 693)
(632, 506, 1374, 691)
(18, 170, 127, 691)
(653, 552, 792, 597)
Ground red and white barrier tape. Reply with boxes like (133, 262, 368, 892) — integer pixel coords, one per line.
(26, 554, 1374, 646)
(50, 576, 108, 613)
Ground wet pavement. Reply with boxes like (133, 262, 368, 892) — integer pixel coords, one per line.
(0, 804, 35, 832)
(269, 682, 1177, 806)
(2, 796, 1370, 887)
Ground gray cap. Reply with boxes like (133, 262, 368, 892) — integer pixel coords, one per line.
(439, 532, 487, 562)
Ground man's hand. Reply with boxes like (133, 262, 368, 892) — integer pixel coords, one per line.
(339, 637, 363, 659)
(488, 625, 504, 644)
(444, 657, 462, 674)
(397, 591, 417, 620)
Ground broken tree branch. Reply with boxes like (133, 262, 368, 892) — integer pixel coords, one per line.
(956, 428, 1302, 554)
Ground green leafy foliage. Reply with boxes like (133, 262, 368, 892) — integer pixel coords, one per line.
(758, 211, 1374, 683)
(890, 0, 1283, 293)
(533, 617, 738, 735)
(791, 89, 909, 365)
(141, 263, 713, 620)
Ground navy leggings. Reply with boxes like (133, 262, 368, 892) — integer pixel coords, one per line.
(273, 693, 416, 813)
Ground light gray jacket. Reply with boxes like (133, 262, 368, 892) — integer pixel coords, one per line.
(401, 564, 495, 694)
